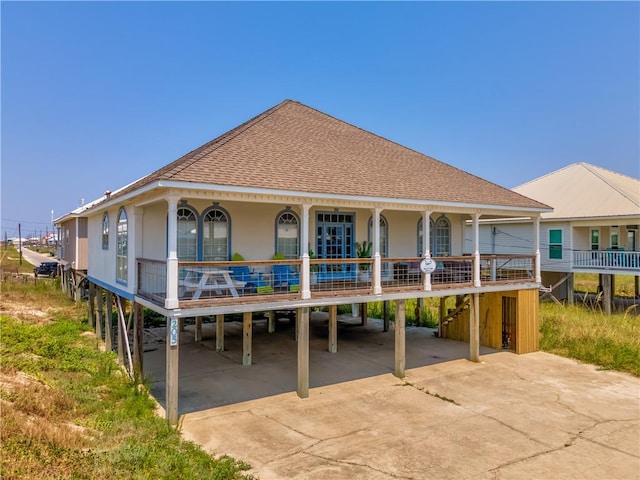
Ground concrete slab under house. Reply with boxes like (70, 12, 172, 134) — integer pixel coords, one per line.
(56, 100, 551, 424)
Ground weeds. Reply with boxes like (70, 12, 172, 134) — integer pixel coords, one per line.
(0, 282, 254, 480)
(540, 302, 640, 376)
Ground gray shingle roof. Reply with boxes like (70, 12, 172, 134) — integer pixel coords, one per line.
(111, 100, 549, 210)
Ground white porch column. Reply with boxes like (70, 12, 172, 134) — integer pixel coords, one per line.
(300, 204, 312, 300)
(297, 307, 310, 398)
(372, 208, 382, 295)
(470, 293, 480, 362)
(472, 213, 481, 288)
(423, 211, 432, 291)
(166, 315, 179, 425)
(165, 196, 180, 309)
(533, 215, 541, 283)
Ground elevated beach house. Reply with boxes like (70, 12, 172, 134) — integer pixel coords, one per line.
(75, 100, 551, 423)
(465, 163, 639, 313)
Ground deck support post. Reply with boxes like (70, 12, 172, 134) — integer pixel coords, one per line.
(243, 312, 252, 366)
(634, 275, 639, 299)
(601, 274, 612, 315)
(96, 287, 104, 341)
(194, 316, 202, 342)
(328, 304, 337, 353)
(116, 297, 124, 365)
(394, 299, 405, 378)
(383, 301, 389, 332)
(133, 303, 144, 378)
(360, 303, 367, 327)
(216, 314, 224, 351)
(566, 274, 574, 305)
(439, 297, 447, 338)
(166, 315, 179, 425)
(297, 307, 310, 398)
(470, 293, 480, 362)
(87, 282, 95, 328)
(268, 311, 276, 333)
(105, 290, 113, 352)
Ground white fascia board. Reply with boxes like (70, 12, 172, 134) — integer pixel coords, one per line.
(78, 179, 552, 217)
(157, 180, 553, 215)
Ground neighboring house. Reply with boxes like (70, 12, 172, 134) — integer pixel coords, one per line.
(465, 163, 640, 312)
(66, 100, 551, 423)
(55, 204, 90, 300)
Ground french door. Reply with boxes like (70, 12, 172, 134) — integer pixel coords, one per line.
(316, 213, 354, 275)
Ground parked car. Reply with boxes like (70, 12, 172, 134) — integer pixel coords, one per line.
(34, 261, 59, 278)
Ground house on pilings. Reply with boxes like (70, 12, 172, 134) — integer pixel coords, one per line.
(70, 100, 551, 424)
(466, 163, 640, 313)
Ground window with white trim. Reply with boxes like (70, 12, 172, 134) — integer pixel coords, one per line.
(102, 213, 109, 249)
(434, 216, 451, 257)
(116, 208, 128, 283)
(368, 215, 388, 257)
(203, 207, 229, 261)
(275, 210, 299, 259)
(177, 206, 197, 261)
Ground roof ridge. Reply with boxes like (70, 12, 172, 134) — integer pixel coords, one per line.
(582, 163, 640, 208)
(513, 163, 578, 190)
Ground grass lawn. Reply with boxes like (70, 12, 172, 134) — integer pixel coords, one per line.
(539, 301, 640, 376)
(0, 280, 255, 480)
(574, 272, 638, 297)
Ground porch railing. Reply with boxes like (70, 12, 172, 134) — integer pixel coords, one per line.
(573, 250, 640, 271)
(136, 253, 537, 306)
(479, 254, 535, 283)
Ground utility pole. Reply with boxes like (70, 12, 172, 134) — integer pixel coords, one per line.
(18, 223, 22, 265)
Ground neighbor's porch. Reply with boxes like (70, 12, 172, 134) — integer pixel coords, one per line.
(571, 224, 638, 273)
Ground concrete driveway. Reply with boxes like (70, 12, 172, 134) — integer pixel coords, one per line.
(146, 314, 640, 479)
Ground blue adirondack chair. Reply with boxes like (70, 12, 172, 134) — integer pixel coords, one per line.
(230, 265, 270, 294)
(272, 264, 300, 291)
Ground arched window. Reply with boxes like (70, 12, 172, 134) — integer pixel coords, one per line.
(417, 217, 435, 256)
(368, 215, 388, 257)
(434, 216, 451, 257)
(202, 206, 230, 261)
(116, 208, 128, 284)
(102, 213, 109, 249)
(275, 209, 299, 259)
(177, 205, 197, 261)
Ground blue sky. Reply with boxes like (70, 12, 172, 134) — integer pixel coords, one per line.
(1, 1, 638, 239)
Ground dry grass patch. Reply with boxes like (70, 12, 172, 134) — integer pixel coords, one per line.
(0, 280, 254, 479)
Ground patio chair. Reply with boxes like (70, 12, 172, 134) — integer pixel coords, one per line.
(230, 265, 271, 294)
(272, 264, 300, 292)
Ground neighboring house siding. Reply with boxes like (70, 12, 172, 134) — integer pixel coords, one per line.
(464, 223, 534, 256)
(76, 218, 88, 270)
(540, 222, 571, 273)
(60, 219, 78, 267)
